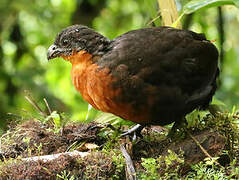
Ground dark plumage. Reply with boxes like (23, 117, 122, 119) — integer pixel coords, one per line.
(47, 25, 219, 127)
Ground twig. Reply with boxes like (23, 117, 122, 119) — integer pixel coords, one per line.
(22, 150, 89, 162)
(120, 144, 137, 180)
(106, 123, 117, 131)
(24, 93, 47, 117)
(186, 130, 221, 166)
(66, 141, 80, 152)
(147, 15, 161, 26)
(43, 98, 56, 128)
(43, 98, 52, 115)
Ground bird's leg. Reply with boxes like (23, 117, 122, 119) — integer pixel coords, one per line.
(167, 117, 188, 139)
(120, 124, 144, 139)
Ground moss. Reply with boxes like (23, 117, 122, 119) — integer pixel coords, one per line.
(1, 107, 239, 179)
(139, 150, 184, 179)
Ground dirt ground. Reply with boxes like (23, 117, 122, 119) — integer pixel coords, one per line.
(0, 112, 238, 179)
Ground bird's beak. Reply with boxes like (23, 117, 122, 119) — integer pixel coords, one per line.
(47, 44, 63, 60)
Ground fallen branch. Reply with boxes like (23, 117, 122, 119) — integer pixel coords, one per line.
(120, 144, 137, 180)
(187, 130, 222, 166)
(22, 150, 89, 162)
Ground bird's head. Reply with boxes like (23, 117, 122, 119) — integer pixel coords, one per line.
(47, 25, 111, 61)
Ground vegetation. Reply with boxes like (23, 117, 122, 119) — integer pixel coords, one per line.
(0, 106, 239, 179)
(0, 0, 239, 129)
(0, 0, 239, 179)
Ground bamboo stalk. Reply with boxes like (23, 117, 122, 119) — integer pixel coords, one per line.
(157, 0, 181, 28)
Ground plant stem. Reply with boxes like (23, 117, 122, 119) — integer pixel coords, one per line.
(157, 0, 181, 28)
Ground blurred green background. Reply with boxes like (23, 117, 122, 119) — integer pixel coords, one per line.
(0, 0, 239, 132)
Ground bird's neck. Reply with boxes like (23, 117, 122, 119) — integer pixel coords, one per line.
(69, 51, 96, 106)
(62, 50, 93, 65)
(85, 36, 112, 56)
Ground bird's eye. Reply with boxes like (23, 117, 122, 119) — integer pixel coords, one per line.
(62, 39, 69, 46)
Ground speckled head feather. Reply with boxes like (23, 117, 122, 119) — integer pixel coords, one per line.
(47, 25, 111, 60)
(54, 25, 89, 45)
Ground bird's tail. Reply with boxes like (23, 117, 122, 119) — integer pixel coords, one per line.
(186, 68, 219, 110)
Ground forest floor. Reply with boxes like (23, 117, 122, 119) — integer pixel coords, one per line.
(0, 108, 239, 179)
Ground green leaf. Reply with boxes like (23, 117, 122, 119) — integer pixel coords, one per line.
(183, 0, 239, 14)
(45, 111, 61, 129)
(51, 111, 61, 128)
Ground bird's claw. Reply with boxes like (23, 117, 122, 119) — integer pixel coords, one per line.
(120, 124, 144, 141)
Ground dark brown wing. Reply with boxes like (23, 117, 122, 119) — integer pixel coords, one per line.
(97, 27, 219, 125)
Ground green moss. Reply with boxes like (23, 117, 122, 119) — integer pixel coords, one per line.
(139, 150, 184, 179)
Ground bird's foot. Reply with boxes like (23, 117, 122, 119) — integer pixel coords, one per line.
(120, 124, 144, 141)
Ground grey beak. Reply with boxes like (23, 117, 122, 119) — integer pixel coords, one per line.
(47, 44, 63, 60)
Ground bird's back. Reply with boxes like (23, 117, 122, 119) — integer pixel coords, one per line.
(96, 27, 219, 125)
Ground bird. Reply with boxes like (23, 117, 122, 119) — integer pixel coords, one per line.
(47, 25, 219, 135)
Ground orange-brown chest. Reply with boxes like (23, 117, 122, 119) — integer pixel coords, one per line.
(64, 51, 150, 124)
(68, 51, 119, 112)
